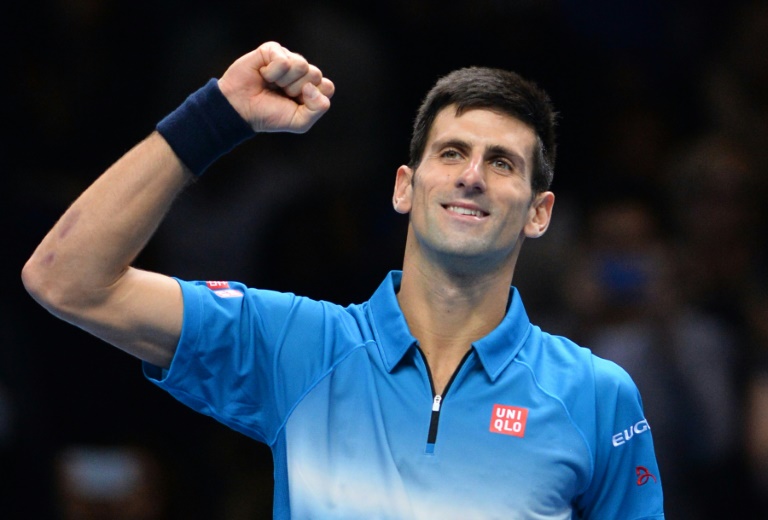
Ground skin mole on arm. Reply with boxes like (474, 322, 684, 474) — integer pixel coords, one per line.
(57, 210, 80, 240)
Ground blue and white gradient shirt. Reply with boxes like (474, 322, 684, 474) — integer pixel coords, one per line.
(145, 271, 665, 519)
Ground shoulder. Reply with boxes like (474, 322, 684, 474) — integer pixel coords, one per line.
(588, 347, 639, 397)
(517, 328, 596, 386)
(517, 328, 641, 415)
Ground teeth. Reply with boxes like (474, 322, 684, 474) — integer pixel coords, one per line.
(447, 205, 484, 217)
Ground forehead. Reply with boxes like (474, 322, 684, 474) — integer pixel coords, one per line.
(427, 105, 538, 158)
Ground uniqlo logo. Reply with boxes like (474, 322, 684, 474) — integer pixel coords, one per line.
(489, 404, 529, 437)
(206, 281, 230, 290)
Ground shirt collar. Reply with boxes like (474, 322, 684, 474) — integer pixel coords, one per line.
(368, 270, 532, 380)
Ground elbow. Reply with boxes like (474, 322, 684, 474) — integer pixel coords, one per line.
(21, 252, 80, 318)
(22, 253, 58, 311)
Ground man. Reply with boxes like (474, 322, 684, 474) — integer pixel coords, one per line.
(23, 42, 665, 518)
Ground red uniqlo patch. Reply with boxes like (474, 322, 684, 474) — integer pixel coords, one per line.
(489, 404, 529, 437)
(206, 281, 230, 290)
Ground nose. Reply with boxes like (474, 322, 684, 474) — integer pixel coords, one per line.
(455, 155, 486, 192)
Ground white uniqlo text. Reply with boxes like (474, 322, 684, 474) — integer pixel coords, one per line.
(489, 404, 529, 438)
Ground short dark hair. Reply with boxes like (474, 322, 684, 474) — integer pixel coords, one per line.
(408, 67, 557, 194)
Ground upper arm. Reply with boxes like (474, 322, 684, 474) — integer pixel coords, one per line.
(54, 267, 182, 369)
(575, 358, 665, 519)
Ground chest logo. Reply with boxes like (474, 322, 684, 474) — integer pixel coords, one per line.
(489, 404, 529, 438)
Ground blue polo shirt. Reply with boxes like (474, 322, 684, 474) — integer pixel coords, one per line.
(145, 271, 664, 519)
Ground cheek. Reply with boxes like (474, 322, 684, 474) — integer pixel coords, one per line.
(501, 203, 534, 234)
(410, 180, 435, 210)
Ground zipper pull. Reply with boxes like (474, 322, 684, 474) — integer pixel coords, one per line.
(432, 394, 442, 412)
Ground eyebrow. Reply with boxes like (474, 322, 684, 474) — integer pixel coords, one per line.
(431, 138, 471, 154)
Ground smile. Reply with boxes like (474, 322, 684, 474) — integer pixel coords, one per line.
(444, 205, 489, 218)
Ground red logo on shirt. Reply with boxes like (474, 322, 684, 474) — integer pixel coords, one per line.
(635, 466, 657, 486)
(489, 404, 528, 437)
(206, 281, 230, 290)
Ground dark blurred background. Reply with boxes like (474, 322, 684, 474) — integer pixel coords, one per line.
(4, 0, 768, 518)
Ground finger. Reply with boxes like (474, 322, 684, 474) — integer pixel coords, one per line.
(318, 77, 335, 99)
(249, 41, 286, 72)
(260, 48, 310, 88)
(290, 82, 332, 133)
(283, 65, 323, 98)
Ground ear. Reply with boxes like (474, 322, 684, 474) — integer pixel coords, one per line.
(393, 165, 414, 214)
(524, 191, 555, 238)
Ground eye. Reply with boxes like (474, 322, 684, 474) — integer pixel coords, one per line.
(441, 149, 463, 161)
(490, 158, 514, 172)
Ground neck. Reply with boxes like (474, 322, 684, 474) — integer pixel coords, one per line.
(396, 224, 519, 342)
(394, 221, 524, 392)
(396, 253, 515, 393)
(398, 261, 512, 345)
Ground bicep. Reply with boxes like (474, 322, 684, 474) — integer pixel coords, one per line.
(78, 267, 183, 368)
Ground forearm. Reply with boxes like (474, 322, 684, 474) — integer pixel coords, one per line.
(22, 132, 190, 316)
(21, 42, 333, 365)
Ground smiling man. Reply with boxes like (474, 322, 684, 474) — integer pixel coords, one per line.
(394, 102, 554, 395)
(22, 42, 665, 518)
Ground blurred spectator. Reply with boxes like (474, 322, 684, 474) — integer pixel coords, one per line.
(700, 1, 768, 170)
(745, 289, 768, 509)
(747, 373, 768, 503)
(663, 134, 766, 322)
(55, 445, 167, 520)
(562, 194, 745, 518)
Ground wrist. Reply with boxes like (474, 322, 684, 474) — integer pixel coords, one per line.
(156, 78, 255, 176)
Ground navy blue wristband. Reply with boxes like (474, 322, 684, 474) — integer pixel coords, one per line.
(156, 78, 256, 176)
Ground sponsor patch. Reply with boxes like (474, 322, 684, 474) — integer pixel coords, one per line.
(612, 419, 650, 447)
(489, 404, 528, 437)
(635, 466, 657, 486)
(206, 281, 230, 290)
(213, 289, 244, 299)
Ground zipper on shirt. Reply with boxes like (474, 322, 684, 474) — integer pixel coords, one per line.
(421, 348, 473, 454)
(425, 394, 442, 454)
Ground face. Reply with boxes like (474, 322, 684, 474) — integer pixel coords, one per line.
(393, 106, 554, 273)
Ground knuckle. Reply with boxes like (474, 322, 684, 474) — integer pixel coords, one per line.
(292, 59, 310, 75)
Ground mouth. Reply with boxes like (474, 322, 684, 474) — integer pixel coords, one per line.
(443, 204, 489, 218)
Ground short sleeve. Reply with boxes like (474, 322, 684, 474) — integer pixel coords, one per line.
(143, 279, 335, 444)
(575, 356, 665, 519)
